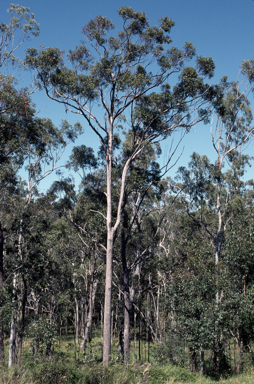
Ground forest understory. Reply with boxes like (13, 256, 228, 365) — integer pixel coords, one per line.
(1, 4, 254, 383)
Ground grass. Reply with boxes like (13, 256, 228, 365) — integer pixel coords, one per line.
(1, 361, 254, 384)
(1, 334, 254, 383)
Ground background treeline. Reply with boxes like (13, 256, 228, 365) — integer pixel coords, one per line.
(1, 4, 254, 382)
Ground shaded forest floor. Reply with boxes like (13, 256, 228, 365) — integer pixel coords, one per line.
(1, 361, 254, 384)
(1, 335, 254, 383)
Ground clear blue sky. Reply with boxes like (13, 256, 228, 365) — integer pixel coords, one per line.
(1, 0, 254, 190)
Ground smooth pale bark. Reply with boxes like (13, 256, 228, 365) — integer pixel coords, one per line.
(121, 227, 131, 364)
(103, 229, 114, 364)
(103, 124, 113, 365)
(103, 122, 131, 364)
(215, 176, 222, 306)
(123, 274, 130, 364)
(102, 109, 134, 364)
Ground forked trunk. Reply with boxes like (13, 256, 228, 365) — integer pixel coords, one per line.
(102, 117, 131, 364)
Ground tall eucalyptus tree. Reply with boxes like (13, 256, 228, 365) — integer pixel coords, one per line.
(25, 6, 217, 363)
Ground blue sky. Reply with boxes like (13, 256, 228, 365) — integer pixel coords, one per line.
(1, 0, 254, 191)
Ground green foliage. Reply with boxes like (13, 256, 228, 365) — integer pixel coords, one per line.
(0, 4, 39, 68)
(31, 361, 84, 384)
(2, 3, 254, 379)
(148, 364, 195, 383)
(26, 317, 58, 357)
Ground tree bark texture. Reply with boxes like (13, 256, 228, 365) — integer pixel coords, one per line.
(121, 226, 131, 364)
(103, 229, 113, 364)
(81, 278, 98, 354)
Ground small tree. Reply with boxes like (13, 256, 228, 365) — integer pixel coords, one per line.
(171, 66, 254, 374)
(7, 118, 80, 367)
(174, 67, 254, 299)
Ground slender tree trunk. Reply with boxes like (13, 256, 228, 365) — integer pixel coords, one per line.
(100, 301, 103, 361)
(103, 128, 114, 364)
(89, 280, 98, 342)
(65, 305, 68, 336)
(0, 224, 4, 364)
(146, 291, 150, 363)
(103, 229, 114, 364)
(102, 116, 131, 364)
(80, 296, 84, 342)
(81, 279, 98, 355)
(74, 297, 79, 345)
(9, 318, 16, 366)
(156, 285, 160, 341)
(138, 278, 141, 361)
(123, 271, 130, 364)
(32, 293, 39, 357)
(121, 226, 131, 364)
(73, 279, 79, 345)
(191, 350, 197, 373)
(134, 310, 137, 360)
(200, 348, 204, 375)
(9, 192, 30, 367)
(17, 276, 27, 365)
(9, 273, 17, 367)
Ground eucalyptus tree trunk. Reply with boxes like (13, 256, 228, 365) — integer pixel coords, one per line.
(103, 228, 113, 364)
(215, 176, 222, 306)
(17, 276, 27, 365)
(120, 226, 131, 364)
(81, 278, 98, 355)
(73, 278, 79, 345)
(103, 130, 114, 364)
(123, 276, 131, 364)
(74, 297, 79, 345)
(32, 294, 40, 357)
(9, 193, 30, 367)
(103, 120, 131, 364)
(9, 273, 17, 367)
